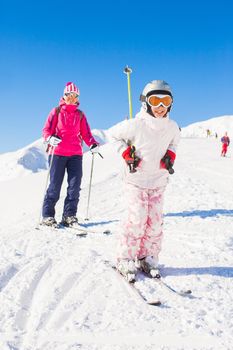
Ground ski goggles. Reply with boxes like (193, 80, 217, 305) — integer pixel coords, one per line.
(147, 95, 172, 108)
(64, 92, 79, 98)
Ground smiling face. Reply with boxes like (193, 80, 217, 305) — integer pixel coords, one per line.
(151, 105, 168, 118)
(63, 93, 79, 105)
(145, 94, 172, 118)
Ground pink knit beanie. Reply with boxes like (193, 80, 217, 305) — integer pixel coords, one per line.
(64, 82, 80, 95)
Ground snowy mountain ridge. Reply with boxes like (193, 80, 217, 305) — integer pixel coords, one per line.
(181, 114, 233, 138)
(0, 130, 109, 182)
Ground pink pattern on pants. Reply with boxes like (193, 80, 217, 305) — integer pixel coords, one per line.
(117, 184, 165, 261)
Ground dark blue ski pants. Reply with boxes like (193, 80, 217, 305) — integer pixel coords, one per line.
(42, 155, 83, 218)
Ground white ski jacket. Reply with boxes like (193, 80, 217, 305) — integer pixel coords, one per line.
(109, 108, 180, 189)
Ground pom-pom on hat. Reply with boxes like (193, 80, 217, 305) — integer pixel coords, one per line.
(64, 82, 80, 96)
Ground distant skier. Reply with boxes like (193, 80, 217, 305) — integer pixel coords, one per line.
(221, 132, 230, 157)
(110, 80, 180, 281)
(41, 82, 99, 227)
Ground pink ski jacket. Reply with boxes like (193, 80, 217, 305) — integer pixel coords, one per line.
(43, 100, 97, 156)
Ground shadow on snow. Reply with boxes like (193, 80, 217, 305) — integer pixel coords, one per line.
(81, 219, 119, 228)
(165, 209, 233, 219)
(160, 266, 233, 278)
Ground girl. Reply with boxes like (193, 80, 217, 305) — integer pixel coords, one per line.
(110, 80, 180, 281)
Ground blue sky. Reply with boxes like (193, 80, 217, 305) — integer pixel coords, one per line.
(1, 0, 233, 153)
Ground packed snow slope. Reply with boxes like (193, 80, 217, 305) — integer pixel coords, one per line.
(0, 121, 233, 349)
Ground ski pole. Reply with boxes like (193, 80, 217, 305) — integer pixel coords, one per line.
(85, 153, 95, 220)
(124, 65, 133, 119)
(97, 152, 104, 159)
(36, 146, 56, 228)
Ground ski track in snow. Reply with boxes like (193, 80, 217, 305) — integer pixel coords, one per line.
(0, 138, 233, 349)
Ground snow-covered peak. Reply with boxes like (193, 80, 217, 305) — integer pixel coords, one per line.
(0, 130, 108, 182)
(181, 115, 233, 138)
(0, 138, 48, 182)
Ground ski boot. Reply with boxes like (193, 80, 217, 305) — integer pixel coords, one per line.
(117, 259, 137, 283)
(41, 217, 58, 228)
(137, 256, 161, 279)
(61, 216, 79, 228)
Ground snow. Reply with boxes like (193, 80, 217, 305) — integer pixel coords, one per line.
(181, 115, 233, 138)
(0, 130, 108, 182)
(0, 116, 233, 349)
(0, 139, 47, 182)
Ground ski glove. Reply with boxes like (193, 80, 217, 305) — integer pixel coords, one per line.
(90, 143, 100, 153)
(122, 146, 141, 173)
(160, 150, 176, 174)
(46, 135, 62, 147)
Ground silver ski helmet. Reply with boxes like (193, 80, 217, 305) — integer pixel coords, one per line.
(140, 80, 173, 116)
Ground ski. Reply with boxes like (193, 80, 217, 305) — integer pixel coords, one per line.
(59, 224, 111, 236)
(107, 263, 161, 306)
(143, 272, 192, 297)
(76, 225, 111, 235)
(37, 223, 111, 237)
(36, 223, 60, 231)
(60, 225, 88, 237)
(156, 278, 192, 297)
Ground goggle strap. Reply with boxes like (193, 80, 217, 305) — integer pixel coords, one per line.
(147, 90, 172, 97)
(140, 94, 146, 102)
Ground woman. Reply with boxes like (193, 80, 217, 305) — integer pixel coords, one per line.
(42, 82, 99, 227)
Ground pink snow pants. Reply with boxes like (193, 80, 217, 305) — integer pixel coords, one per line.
(117, 183, 165, 261)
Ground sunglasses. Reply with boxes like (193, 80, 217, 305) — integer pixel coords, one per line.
(147, 95, 172, 108)
(64, 93, 79, 98)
